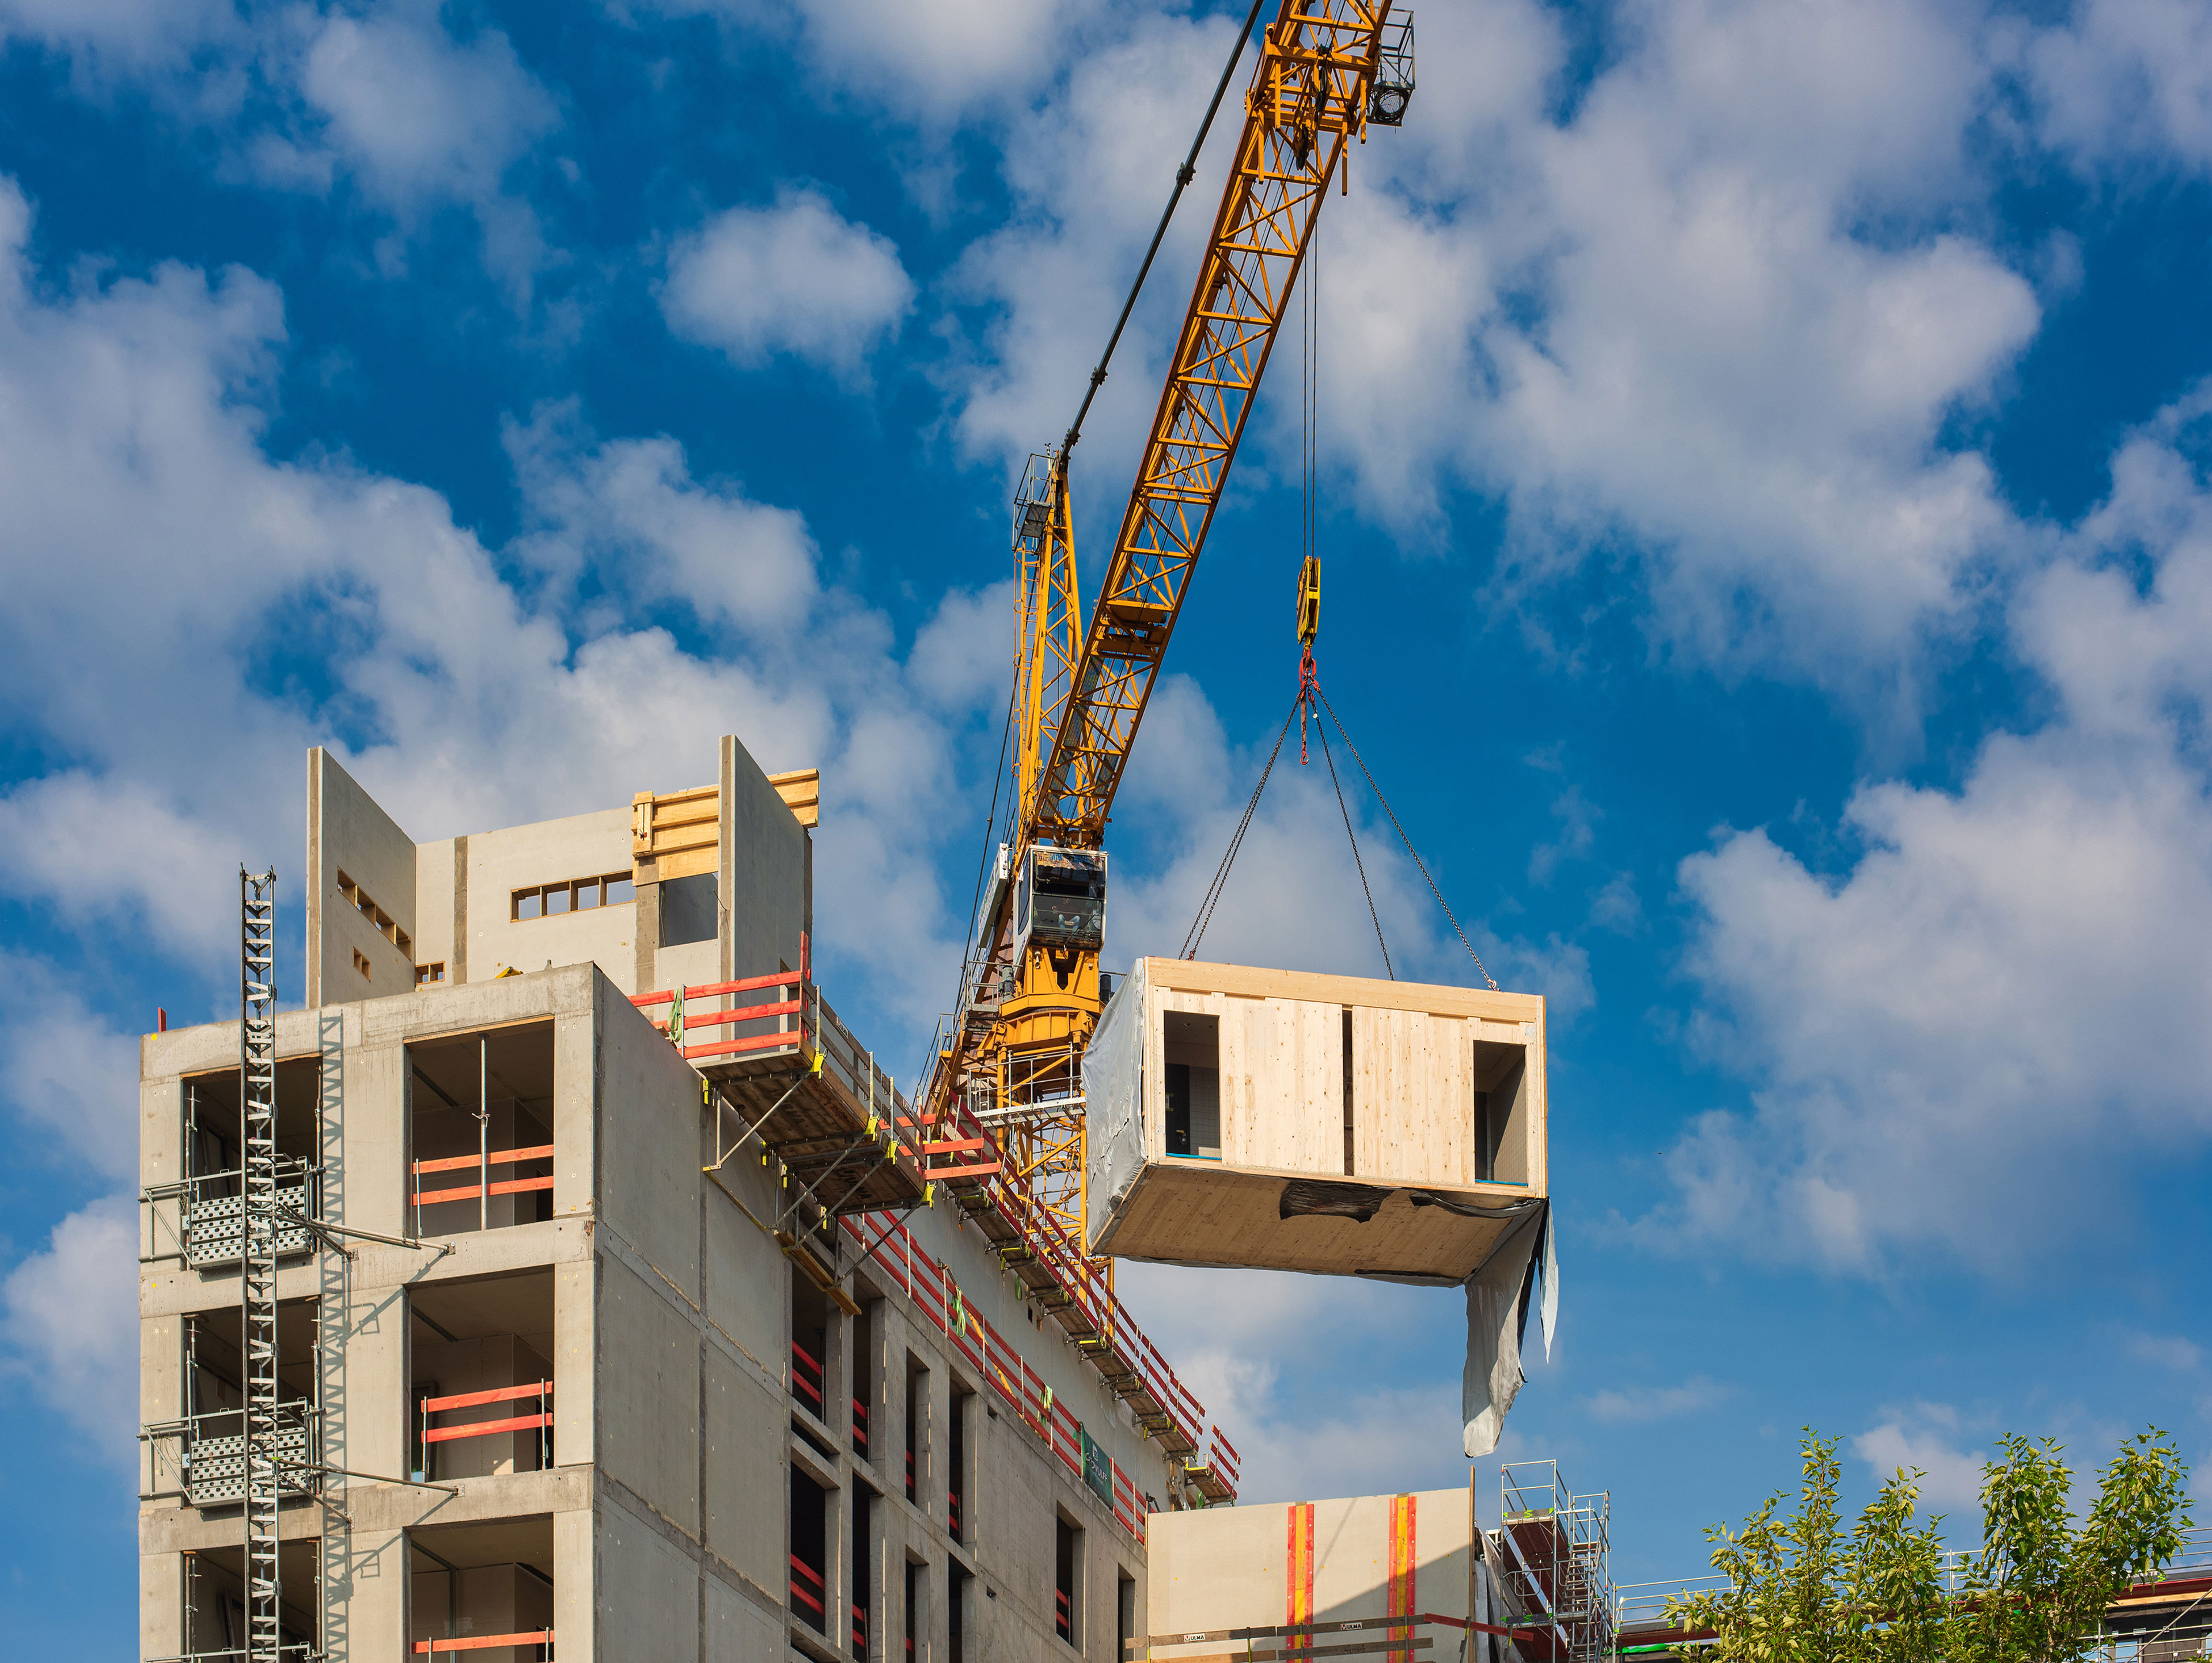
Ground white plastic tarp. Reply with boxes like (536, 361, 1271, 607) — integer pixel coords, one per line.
(1083, 960, 1147, 1249)
(1461, 1200, 1556, 1458)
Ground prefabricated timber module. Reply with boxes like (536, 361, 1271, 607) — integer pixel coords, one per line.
(1084, 958, 1548, 1280)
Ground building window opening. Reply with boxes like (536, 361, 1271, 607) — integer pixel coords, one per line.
(853, 1483, 876, 1660)
(853, 1302, 875, 1461)
(905, 1558, 925, 1663)
(790, 1466, 829, 1634)
(354, 948, 374, 979)
(948, 1388, 972, 1543)
(416, 962, 448, 987)
(512, 872, 634, 922)
(408, 1023, 556, 1237)
(338, 867, 413, 957)
(409, 1270, 555, 1484)
(1118, 1572, 1136, 1663)
(156, 1062, 323, 1270)
(1055, 1514, 1082, 1647)
(948, 1562, 970, 1663)
(1471, 1040, 1528, 1185)
(181, 1538, 323, 1660)
(146, 1301, 320, 1509)
(1162, 1012, 1219, 1159)
(408, 1517, 554, 1660)
(905, 1356, 926, 1503)
(791, 1267, 832, 1425)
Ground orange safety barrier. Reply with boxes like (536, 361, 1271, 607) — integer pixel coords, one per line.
(421, 1381, 550, 1457)
(413, 1633, 552, 1654)
(411, 1146, 554, 1208)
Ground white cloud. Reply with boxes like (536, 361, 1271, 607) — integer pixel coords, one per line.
(0, 955, 142, 1183)
(1104, 676, 1593, 1018)
(1582, 1375, 1730, 1423)
(1652, 382, 2212, 1274)
(1118, 1260, 1472, 1503)
(0, 171, 982, 1039)
(2029, 0, 2212, 175)
(1, 1193, 138, 1449)
(293, 2, 557, 210)
(2124, 1331, 2203, 1372)
(2, 1, 560, 291)
(1854, 1406, 1987, 1514)
(630, 0, 1102, 120)
(930, 0, 2047, 707)
(0, 0, 241, 75)
(661, 189, 915, 379)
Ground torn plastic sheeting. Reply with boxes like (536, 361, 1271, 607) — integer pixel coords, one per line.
(1279, 1177, 1393, 1221)
(1083, 959, 1146, 1236)
(1461, 1199, 1555, 1459)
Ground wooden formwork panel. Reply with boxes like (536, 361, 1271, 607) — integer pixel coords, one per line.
(1086, 958, 1547, 1279)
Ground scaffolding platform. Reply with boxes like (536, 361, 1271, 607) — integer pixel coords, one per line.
(634, 973, 930, 1218)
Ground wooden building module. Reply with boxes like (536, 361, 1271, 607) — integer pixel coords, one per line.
(1085, 958, 1548, 1281)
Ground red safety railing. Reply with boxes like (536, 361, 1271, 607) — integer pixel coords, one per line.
(839, 1210, 1157, 1540)
(791, 1342, 825, 1416)
(1055, 1586, 1073, 1641)
(853, 1600, 868, 1656)
(904, 1445, 916, 1502)
(412, 1147, 554, 1217)
(790, 1555, 826, 1626)
(419, 1381, 551, 1472)
(1207, 1426, 1243, 1491)
(1112, 1461, 1146, 1540)
(636, 967, 1226, 1513)
(948, 1486, 962, 1540)
(852, 1395, 869, 1457)
(413, 1634, 552, 1655)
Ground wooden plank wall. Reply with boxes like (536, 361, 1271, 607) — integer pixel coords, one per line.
(1352, 1009, 1469, 1184)
(1138, 960, 1547, 1199)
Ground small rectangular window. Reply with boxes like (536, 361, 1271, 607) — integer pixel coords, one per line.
(352, 949, 372, 979)
(575, 877, 600, 910)
(605, 874, 635, 904)
(546, 884, 571, 916)
(415, 963, 446, 987)
(513, 887, 541, 921)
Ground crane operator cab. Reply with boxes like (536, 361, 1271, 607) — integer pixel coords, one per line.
(1012, 846, 1108, 954)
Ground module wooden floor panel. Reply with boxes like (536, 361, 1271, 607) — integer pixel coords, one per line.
(1094, 1158, 1536, 1279)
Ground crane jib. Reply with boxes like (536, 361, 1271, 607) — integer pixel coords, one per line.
(1029, 1, 1402, 847)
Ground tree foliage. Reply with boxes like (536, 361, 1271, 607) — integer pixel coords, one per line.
(1665, 1429, 2192, 1663)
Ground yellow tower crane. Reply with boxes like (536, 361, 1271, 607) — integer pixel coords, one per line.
(922, 2, 1417, 1251)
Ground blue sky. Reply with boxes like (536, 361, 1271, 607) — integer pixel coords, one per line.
(3, 0, 2211, 1649)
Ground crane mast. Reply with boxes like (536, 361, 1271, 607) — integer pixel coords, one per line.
(927, 1, 1415, 1248)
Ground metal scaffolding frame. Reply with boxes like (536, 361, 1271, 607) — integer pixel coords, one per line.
(1499, 1460, 1615, 1663)
(239, 869, 282, 1663)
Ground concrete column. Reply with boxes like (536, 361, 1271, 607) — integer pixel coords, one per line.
(555, 1506, 594, 1662)
(554, 1255, 597, 1469)
(331, 1525, 409, 1663)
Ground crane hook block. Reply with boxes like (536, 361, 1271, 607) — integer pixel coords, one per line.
(1296, 554, 1321, 646)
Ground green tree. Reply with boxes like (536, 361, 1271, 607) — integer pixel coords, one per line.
(1665, 1429, 2192, 1663)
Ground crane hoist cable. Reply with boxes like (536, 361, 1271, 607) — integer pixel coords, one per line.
(1060, 0, 1271, 456)
(1180, 582, 1501, 993)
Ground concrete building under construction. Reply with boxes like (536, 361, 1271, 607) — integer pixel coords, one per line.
(137, 738, 1241, 1662)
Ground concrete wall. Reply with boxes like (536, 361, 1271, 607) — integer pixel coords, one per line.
(415, 834, 459, 977)
(308, 747, 421, 1007)
(1149, 1487, 1476, 1662)
(465, 806, 637, 988)
(143, 872, 1181, 1663)
(720, 732, 806, 983)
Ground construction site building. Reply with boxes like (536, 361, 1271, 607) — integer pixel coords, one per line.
(136, 740, 1217, 1662)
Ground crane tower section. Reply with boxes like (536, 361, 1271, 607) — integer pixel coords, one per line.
(931, 2, 1413, 1248)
